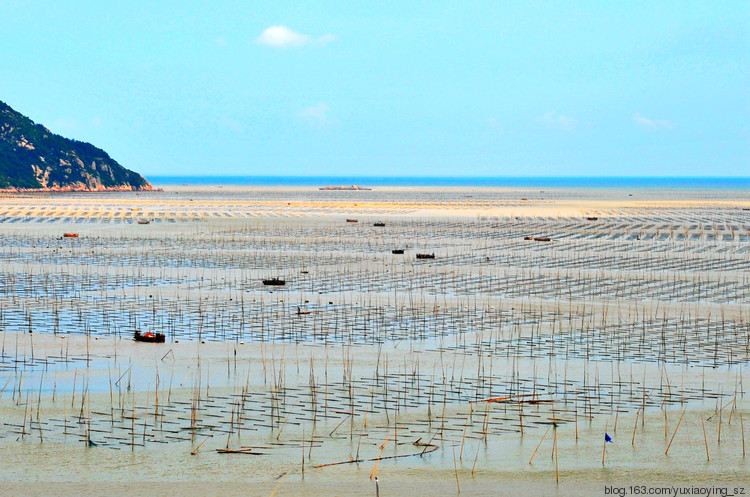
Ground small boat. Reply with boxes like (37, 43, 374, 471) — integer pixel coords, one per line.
(134, 330, 166, 343)
(137, 220, 150, 225)
(346, 219, 358, 223)
(63, 233, 78, 238)
(391, 249, 405, 254)
(524, 236, 533, 240)
(534, 237, 551, 242)
(586, 217, 598, 221)
(263, 278, 286, 286)
(373, 222, 385, 227)
(297, 306, 311, 315)
(416, 253, 435, 259)
(319, 185, 372, 191)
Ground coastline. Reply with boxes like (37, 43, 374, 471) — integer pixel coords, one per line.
(0, 183, 747, 223)
(0, 184, 155, 193)
(146, 175, 750, 190)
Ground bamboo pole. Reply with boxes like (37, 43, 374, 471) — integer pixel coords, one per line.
(602, 420, 608, 466)
(665, 409, 686, 456)
(191, 435, 213, 455)
(701, 417, 710, 462)
(268, 472, 288, 497)
(529, 425, 552, 464)
(453, 445, 461, 494)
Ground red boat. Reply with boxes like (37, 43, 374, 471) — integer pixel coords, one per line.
(134, 331, 166, 343)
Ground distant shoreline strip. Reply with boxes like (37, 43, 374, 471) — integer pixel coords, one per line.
(147, 176, 750, 189)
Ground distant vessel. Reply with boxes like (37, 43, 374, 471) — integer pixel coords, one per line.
(373, 222, 385, 227)
(416, 253, 435, 259)
(534, 237, 552, 242)
(137, 219, 150, 224)
(391, 249, 405, 254)
(133, 330, 165, 343)
(319, 185, 372, 191)
(63, 233, 78, 238)
(263, 277, 286, 286)
(346, 219, 358, 223)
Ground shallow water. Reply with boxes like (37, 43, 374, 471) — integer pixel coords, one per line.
(0, 186, 748, 494)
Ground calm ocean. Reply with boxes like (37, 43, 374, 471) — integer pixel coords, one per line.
(148, 176, 750, 189)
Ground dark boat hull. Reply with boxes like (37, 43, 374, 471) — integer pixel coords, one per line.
(133, 332, 166, 343)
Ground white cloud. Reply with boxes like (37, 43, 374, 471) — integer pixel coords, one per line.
(256, 26, 336, 48)
(632, 113, 674, 130)
(298, 102, 330, 128)
(539, 111, 578, 131)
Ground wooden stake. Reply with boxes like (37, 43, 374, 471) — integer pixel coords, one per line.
(701, 417, 710, 462)
(741, 413, 746, 458)
(554, 425, 559, 484)
(529, 425, 552, 464)
(459, 406, 471, 460)
(665, 409, 685, 456)
(268, 472, 288, 497)
(602, 420, 608, 466)
(191, 435, 213, 455)
(471, 442, 481, 476)
(370, 431, 396, 480)
(453, 445, 461, 494)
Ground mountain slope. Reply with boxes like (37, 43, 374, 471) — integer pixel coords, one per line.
(0, 100, 151, 191)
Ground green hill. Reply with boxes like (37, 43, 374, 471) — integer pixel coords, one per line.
(0, 100, 151, 191)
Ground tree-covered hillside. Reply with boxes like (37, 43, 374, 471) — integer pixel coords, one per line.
(0, 100, 151, 190)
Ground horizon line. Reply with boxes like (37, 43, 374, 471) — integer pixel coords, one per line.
(146, 174, 750, 179)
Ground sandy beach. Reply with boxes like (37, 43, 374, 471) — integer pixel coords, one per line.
(0, 185, 748, 496)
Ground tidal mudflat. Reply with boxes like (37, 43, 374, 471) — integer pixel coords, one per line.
(0, 186, 748, 496)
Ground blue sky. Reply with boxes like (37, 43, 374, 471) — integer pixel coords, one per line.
(1, 1, 747, 177)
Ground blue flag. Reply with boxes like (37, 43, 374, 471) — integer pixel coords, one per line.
(605, 433, 613, 443)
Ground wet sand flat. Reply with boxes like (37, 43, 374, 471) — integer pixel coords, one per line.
(0, 185, 748, 496)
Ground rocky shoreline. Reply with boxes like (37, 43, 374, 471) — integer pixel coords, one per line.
(0, 184, 156, 193)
